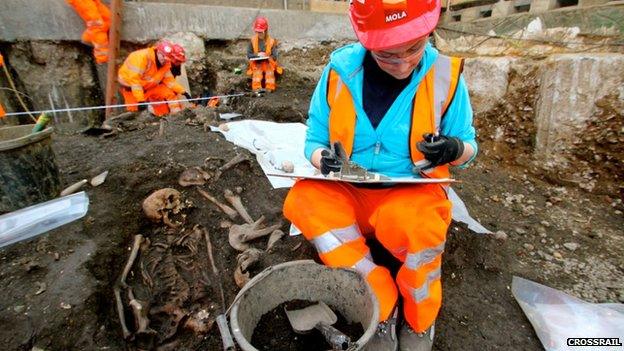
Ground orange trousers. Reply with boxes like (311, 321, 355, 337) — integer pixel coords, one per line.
(121, 85, 183, 117)
(250, 61, 276, 91)
(67, 0, 111, 64)
(283, 180, 451, 332)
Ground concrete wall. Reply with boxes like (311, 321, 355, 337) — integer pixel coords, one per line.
(133, 0, 308, 11)
(0, 0, 356, 43)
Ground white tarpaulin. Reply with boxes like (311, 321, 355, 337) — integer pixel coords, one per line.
(212, 120, 491, 234)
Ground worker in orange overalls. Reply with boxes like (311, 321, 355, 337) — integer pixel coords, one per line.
(118, 41, 190, 117)
(66, 0, 111, 64)
(283, 1, 478, 350)
(247, 17, 283, 92)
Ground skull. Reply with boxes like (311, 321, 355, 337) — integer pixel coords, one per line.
(142, 188, 183, 228)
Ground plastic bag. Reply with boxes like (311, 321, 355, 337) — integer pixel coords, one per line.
(0, 191, 89, 248)
(512, 276, 624, 351)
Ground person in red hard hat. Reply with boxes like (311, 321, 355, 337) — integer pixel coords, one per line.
(118, 40, 191, 117)
(247, 17, 283, 92)
(283, 1, 478, 350)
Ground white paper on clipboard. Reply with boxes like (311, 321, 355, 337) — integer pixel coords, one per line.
(249, 56, 270, 61)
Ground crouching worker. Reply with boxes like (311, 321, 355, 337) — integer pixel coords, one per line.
(247, 17, 283, 92)
(118, 40, 190, 117)
(283, 0, 478, 350)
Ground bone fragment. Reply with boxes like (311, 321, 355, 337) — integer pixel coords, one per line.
(114, 234, 144, 339)
(184, 309, 214, 334)
(213, 153, 248, 182)
(234, 248, 263, 288)
(197, 188, 238, 220)
(60, 179, 88, 197)
(224, 189, 254, 224)
(128, 288, 155, 335)
(266, 229, 285, 252)
(113, 287, 131, 339)
(121, 235, 144, 288)
(178, 167, 211, 187)
(280, 160, 295, 173)
(90, 171, 109, 187)
(228, 216, 282, 251)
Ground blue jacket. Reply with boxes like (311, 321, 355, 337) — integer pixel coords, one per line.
(305, 42, 478, 178)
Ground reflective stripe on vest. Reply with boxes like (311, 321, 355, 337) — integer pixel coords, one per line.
(327, 54, 464, 180)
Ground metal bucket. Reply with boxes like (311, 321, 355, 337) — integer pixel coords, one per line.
(0, 124, 60, 213)
(230, 260, 380, 351)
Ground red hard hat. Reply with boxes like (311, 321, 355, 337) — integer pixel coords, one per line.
(253, 17, 269, 32)
(156, 40, 175, 59)
(156, 40, 186, 64)
(171, 44, 186, 64)
(349, 0, 441, 51)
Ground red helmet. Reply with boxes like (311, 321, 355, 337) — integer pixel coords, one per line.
(171, 44, 186, 64)
(156, 40, 175, 60)
(349, 0, 441, 51)
(253, 17, 269, 32)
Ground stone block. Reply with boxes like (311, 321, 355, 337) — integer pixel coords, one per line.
(578, 0, 609, 6)
(530, 0, 558, 13)
(492, 1, 517, 17)
(534, 54, 624, 166)
(463, 57, 515, 115)
(460, 7, 481, 22)
(164, 32, 216, 96)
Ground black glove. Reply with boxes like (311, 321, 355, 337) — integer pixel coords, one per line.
(320, 149, 343, 175)
(416, 133, 465, 169)
(182, 92, 192, 100)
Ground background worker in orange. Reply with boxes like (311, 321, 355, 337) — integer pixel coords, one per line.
(66, 0, 111, 64)
(247, 17, 283, 92)
(283, 0, 478, 350)
(118, 41, 190, 117)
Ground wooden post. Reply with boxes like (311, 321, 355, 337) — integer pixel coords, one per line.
(105, 0, 123, 119)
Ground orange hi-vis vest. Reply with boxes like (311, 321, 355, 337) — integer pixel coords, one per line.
(248, 34, 283, 75)
(118, 47, 184, 102)
(327, 54, 464, 179)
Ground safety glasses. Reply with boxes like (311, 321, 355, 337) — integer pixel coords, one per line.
(371, 38, 428, 64)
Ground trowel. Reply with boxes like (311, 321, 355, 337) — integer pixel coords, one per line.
(285, 301, 352, 351)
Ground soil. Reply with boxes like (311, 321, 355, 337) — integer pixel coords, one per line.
(0, 40, 622, 351)
(251, 300, 364, 351)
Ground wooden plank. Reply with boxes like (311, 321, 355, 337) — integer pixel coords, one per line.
(105, 0, 123, 119)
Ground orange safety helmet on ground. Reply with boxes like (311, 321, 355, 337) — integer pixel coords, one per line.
(253, 17, 269, 32)
(156, 40, 185, 64)
(349, 0, 441, 51)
